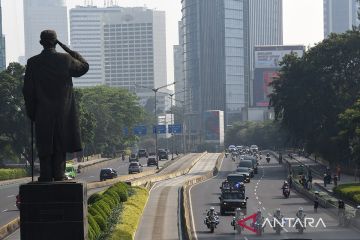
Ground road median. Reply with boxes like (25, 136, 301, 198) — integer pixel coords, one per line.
(180, 153, 224, 240)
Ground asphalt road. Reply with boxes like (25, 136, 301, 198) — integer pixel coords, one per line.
(0, 156, 164, 230)
(135, 153, 221, 240)
(190, 155, 360, 240)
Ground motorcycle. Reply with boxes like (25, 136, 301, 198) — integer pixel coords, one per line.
(273, 215, 283, 234)
(252, 214, 264, 236)
(204, 215, 219, 233)
(283, 187, 290, 198)
(295, 216, 305, 234)
(266, 156, 270, 163)
(231, 208, 244, 234)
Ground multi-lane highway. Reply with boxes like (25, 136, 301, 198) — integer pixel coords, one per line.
(190, 155, 360, 240)
(0, 156, 167, 231)
(135, 153, 221, 240)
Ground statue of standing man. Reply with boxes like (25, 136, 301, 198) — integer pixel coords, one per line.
(23, 30, 89, 182)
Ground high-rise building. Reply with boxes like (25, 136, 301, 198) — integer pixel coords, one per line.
(182, 0, 249, 130)
(249, 0, 283, 106)
(24, 0, 68, 60)
(0, 0, 6, 70)
(174, 21, 185, 107)
(324, 0, 359, 37)
(70, 6, 168, 111)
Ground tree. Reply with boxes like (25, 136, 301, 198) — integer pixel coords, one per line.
(80, 86, 145, 155)
(270, 31, 360, 163)
(338, 99, 360, 166)
(0, 63, 31, 162)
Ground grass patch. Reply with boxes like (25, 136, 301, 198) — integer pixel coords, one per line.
(0, 168, 27, 180)
(110, 187, 149, 240)
(333, 183, 360, 204)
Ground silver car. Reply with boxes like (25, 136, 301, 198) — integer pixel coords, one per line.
(128, 162, 143, 174)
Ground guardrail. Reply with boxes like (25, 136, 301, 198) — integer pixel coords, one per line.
(267, 150, 360, 229)
(181, 153, 224, 240)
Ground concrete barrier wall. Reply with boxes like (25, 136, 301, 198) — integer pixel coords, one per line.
(181, 153, 224, 240)
(0, 217, 20, 240)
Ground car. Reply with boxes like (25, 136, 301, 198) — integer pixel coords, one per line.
(65, 163, 76, 179)
(219, 188, 248, 215)
(137, 149, 148, 158)
(226, 173, 247, 186)
(129, 153, 139, 162)
(128, 162, 143, 174)
(238, 160, 256, 174)
(235, 167, 252, 182)
(158, 149, 169, 160)
(100, 168, 118, 181)
(250, 145, 259, 153)
(147, 156, 157, 166)
(241, 156, 258, 173)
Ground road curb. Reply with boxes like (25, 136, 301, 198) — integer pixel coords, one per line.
(180, 152, 224, 240)
(0, 217, 19, 240)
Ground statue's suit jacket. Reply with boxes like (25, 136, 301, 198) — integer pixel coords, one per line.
(23, 48, 89, 156)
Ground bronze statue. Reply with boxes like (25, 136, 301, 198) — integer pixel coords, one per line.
(23, 30, 89, 181)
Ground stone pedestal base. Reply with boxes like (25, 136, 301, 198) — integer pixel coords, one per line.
(20, 181, 87, 240)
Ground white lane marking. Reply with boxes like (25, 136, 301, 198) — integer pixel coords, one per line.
(254, 192, 257, 195)
(7, 195, 15, 198)
(256, 196, 258, 200)
(244, 237, 248, 240)
(2, 209, 8, 213)
(262, 207, 266, 210)
(258, 201, 262, 205)
(267, 213, 272, 217)
(178, 188, 183, 240)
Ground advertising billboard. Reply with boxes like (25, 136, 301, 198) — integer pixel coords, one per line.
(253, 45, 305, 107)
(204, 110, 224, 145)
(253, 69, 279, 107)
(254, 45, 305, 69)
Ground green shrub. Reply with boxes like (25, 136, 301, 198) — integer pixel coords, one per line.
(88, 214, 100, 239)
(103, 195, 116, 209)
(88, 193, 102, 205)
(94, 214, 107, 231)
(110, 187, 149, 240)
(334, 183, 360, 204)
(91, 204, 107, 220)
(0, 168, 27, 181)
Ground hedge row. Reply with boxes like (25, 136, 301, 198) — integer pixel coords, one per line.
(110, 187, 149, 240)
(88, 182, 129, 240)
(333, 183, 360, 204)
(0, 168, 27, 181)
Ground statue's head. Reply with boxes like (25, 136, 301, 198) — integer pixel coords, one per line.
(40, 30, 57, 49)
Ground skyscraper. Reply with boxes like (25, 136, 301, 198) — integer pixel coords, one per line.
(174, 21, 185, 107)
(182, 0, 249, 124)
(70, 6, 168, 111)
(0, 0, 6, 70)
(23, 0, 68, 60)
(249, 0, 283, 106)
(324, 0, 359, 37)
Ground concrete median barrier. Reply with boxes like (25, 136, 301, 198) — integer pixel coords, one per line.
(0, 217, 20, 240)
(181, 153, 224, 240)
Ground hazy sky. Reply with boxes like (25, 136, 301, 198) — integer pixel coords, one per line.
(1, 0, 324, 81)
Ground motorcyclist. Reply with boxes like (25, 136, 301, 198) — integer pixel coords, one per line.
(282, 181, 290, 195)
(296, 207, 306, 219)
(253, 208, 264, 235)
(205, 207, 219, 226)
(273, 208, 283, 233)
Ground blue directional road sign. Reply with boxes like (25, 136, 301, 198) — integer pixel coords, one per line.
(153, 125, 167, 134)
(168, 124, 182, 134)
(133, 125, 147, 135)
(122, 127, 129, 136)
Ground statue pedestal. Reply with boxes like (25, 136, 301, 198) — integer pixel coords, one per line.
(20, 181, 87, 240)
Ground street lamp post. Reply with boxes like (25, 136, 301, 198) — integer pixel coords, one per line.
(169, 93, 174, 160)
(135, 82, 175, 169)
